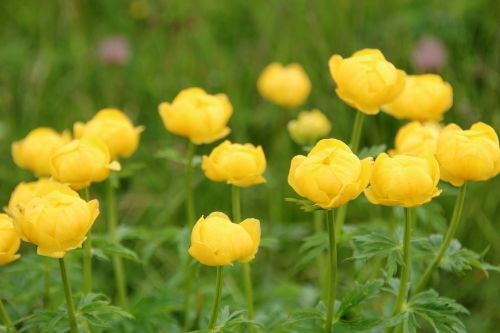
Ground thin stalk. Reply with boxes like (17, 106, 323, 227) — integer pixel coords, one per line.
(183, 140, 196, 330)
(208, 266, 224, 329)
(44, 257, 51, 307)
(81, 187, 92, 294)
(414, 184, 467, 294)
(388, 208, 412, 333)
(0, 299, 16, 333)
(107, 178, 127, 308)
(59, 258, 79, 333)
(314, 210, 327, 301)
(325, 209, 338, 333)
(232, 186, 255, 332)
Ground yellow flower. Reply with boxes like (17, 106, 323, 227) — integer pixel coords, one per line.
(51, 136, 121, 190)
(12, 128, 71, 176)
(391, 121, 442, 156)
(382, 74, 453, 121)
(74, 108, 144, 159)
(288, 139, 372, 209)
(202, 140, 266, 187)
(188, 212, 260, 266)
(0, 214, 21, 265)
(329, 49, 406, 115)
(436, 122, 500, 186)
(13, 187, 100, 258)
(7, 179, 76, 218)
(257, 62, 311, 108)
(287, 109, 332, 146)
(158, 87, 233, 144)
(364, 153, 441, 207)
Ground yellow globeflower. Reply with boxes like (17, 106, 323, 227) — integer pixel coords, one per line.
(12, 128, 71, 176)
(0, 214, 21, 265)
(257, 62, 311, 108)
(288, 139, 372, 209)
(382, 74, 453, 121)
(74, 108, 144, 159)
(365, 153, 441, 207)
(158, 87, 233, 144)
(436, 122, 500, 186)
(51, 136, 121, 190)
(391, 121, 442, 156)
(202, 140, 266, 187)
(188, 212, 260, 266)
(287, 109, 331, 146)
(13, 188, 99, 258)
(329, 49, 406, 115)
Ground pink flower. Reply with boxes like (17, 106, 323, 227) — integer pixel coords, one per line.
(411, 36, 447, 71)
(98, 37, 130, 66)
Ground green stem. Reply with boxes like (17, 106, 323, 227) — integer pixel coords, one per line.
(414, 184, 467, 294)
(0, 299, 16, 333)
(81, 187, 92, 294)
(389, 208, 412, 333)
(314, 210, 327, 301)
(107, 178, 128, 308)
(208, 266, 224, 329)
(325, 209, 337, 333)
(44, 257, 51, 307)
(183, 140, 196, 330)
(232, 186, 255, 332)
(59, 258, 79, 333)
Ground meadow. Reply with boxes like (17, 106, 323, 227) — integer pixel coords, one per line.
(0, 1, 499, 332)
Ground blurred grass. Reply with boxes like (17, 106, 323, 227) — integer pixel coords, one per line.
(0, 0, 499, 332)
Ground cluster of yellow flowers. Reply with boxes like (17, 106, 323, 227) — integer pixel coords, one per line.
(1, 109, 142, 262)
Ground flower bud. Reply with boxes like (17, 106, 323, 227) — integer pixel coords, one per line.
(74, 108, 144, 159)
(12, 128, 71, 176)
(50, 136, 121, 190)
(382, 74, 452, 121)
(13, 188, 100, 258)
(288, 139, 372, 209)
(287, 109, 331, 146)
(0, 214, 21, 265)
(329, 49, 406, 114)
(391, 121, 442, 156)
(188, 212, 260, 266)
(202, 140, 266, 187)
(257, 62, 311, 108)
(364, 153, 441, 207)
(436, 122, 500, 186)
(158, 88, 233, 144)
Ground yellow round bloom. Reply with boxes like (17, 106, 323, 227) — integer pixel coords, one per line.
(188, 212, 260, 266)
(0, 214, 21, 265)
(12, 128, 71, 176)
(364, 153, 441, 207)
(329, 49, 406, 115)
(257, 62, 311, 108)
(51, 136, 121, 190)
(436, 122, 500, 186)
(74, 108, 144, 159)
(158, 87, 233, 144)
(7, 179, 76, 217)
(391, 121, 442, 156)
(202, 140, 266, 187)
(382, 74, 453, 121)
(14, 188, 100, 258)
(288, 139, 372, 209)
(287, 109, 332, 146)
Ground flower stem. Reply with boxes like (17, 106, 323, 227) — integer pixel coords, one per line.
(183, 140, 196, 330)
(44, 257, 51, 308)
(81, 187, 92, 294)
(314, 210, 328, 301)
(414, 184, 467, 294)
(232, 186, 255, 332)
(107, 178, 128, 309)
(325, 209, 338, 333)
(0, 299, 16, 333)
(208, 266, 224, 329)
(389, 208, 412, 333)
(59, 258, 79, 333)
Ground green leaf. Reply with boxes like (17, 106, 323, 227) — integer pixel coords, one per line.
(334, 318, 382, 332)
(358, 144, 387, 159)
(292, 232, 328, 273)
(336, 279, 384, 318)
(285, 197, 320, 212)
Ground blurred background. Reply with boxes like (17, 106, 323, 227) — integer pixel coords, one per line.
(0, 0, 498, 332)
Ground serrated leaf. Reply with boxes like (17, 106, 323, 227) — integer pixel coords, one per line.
(334, 317, 382, 332)
(285, 197, 320, 212)
(97, 242, 141, 263)
(292, 232, 328, 274)
(358, 144, 386, 159)
(336, 279, 383, 318)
